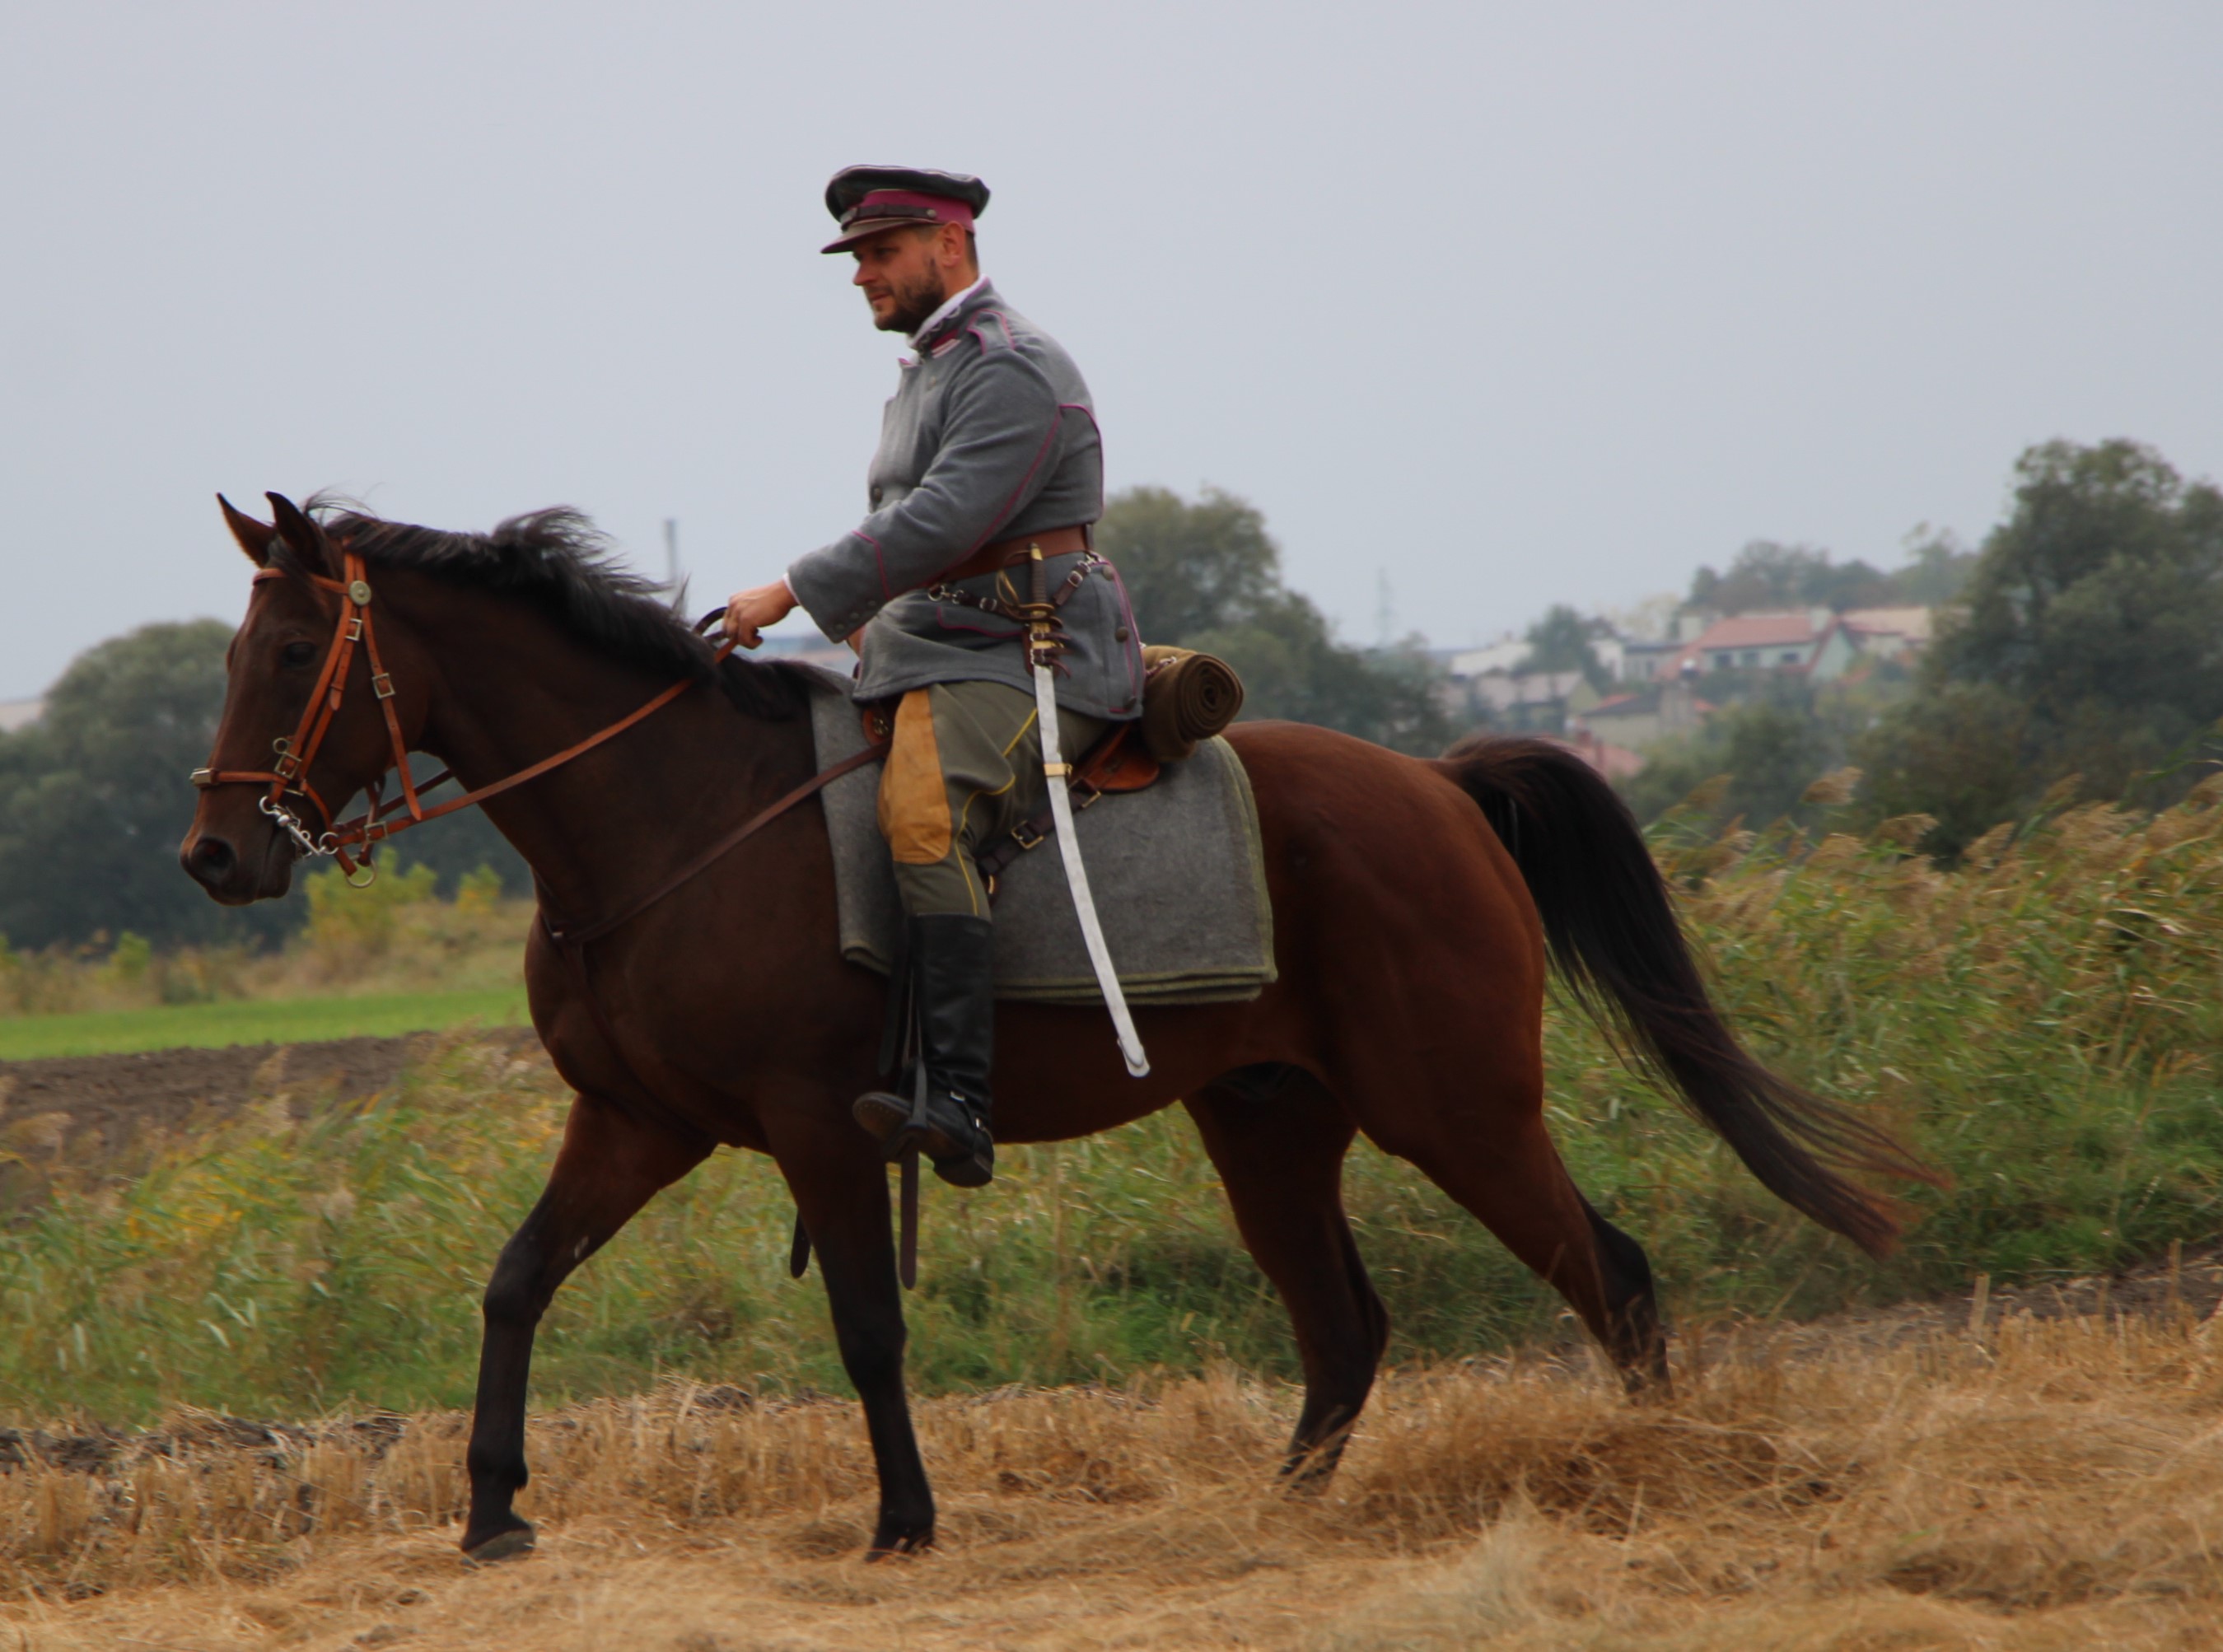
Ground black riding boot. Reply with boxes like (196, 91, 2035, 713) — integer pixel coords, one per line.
(852, 913, 997, 1188)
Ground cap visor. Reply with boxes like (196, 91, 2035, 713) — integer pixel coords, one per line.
(820, 216, 930, 254)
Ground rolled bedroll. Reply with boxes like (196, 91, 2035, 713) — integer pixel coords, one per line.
(1139, 646, 1245, 761)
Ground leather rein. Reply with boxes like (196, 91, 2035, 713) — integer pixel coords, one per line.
(194, 549, 884, 925)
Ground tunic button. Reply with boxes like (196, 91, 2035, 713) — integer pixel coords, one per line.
(1115, 627, 1130, 642)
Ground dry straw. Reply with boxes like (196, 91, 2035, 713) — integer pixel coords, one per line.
(9, 1306, 2223, 1648)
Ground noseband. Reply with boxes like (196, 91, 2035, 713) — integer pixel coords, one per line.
(193, 550, 433, 880)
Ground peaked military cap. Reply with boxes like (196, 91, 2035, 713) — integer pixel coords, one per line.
(822, 165, 990, 254)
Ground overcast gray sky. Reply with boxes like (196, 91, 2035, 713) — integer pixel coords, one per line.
(4, 2, 2219, 698)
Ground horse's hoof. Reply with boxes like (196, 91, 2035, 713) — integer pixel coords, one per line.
(461, 1518, 537, 1564)
(865, 1529, 933, 1561)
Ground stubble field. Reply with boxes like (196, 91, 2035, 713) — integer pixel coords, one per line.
(10, 1296, 2223, 1651)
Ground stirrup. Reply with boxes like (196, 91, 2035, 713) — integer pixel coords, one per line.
(852, 1090, 920, 1155)
(851, 1089, 993, 1187)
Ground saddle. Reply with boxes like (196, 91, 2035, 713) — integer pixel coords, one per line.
(856, 708, 1162, 897)
(857, 645, 1244, 899)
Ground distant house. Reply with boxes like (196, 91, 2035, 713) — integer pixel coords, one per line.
(1439, 634, 1531, 679)
(1839, 605, 1934, 664)
(1662, 604, 1939, 683)
(1572, 679, 1712, 753)
(1588, 633, 1627, 681)
(1441, 668, 1600, 735)
(0, 698, 44, 734)
(1673, 609, 1863, 683)
(1617, 637, 1686, 682)
(1478, 670, 1599, 735)
(1614, 608, 1716, 682)
(1442, 629, 1629, 695)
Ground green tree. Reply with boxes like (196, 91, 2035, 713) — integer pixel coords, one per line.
(1619, 686, 1866, 833)
(1092, 486, 1282, 642)
(1517, 604, 1611, 693)
(1852, 681, 2029, 852)
(1100, 487, 1454, 754)
(1931, 440, 2223, 738)
(0, 623, 294, 951)
(1689, 541, 1898, 615)
(1854, 440, 2223, 854)
(0, 623, 526, 950)
(1890, 528, 1979, 606)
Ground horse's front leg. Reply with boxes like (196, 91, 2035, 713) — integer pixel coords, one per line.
(461, 1091, 709, 1560)
(766, 1106, 936, 1556)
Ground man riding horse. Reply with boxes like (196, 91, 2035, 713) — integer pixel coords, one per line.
(722, 166, 1144, 1191)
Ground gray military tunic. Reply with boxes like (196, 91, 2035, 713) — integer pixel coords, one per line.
(786, 280, 1144, 721)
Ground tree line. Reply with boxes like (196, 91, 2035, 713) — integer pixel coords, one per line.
(0, 622, 525, 953)
(6, 442, 2212, 950)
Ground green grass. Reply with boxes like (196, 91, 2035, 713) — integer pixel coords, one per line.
(7, 788, 2223, 1424)
(0, 987, 530, 1060)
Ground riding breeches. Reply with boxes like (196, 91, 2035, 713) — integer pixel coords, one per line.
(876, 679, 1107, 918)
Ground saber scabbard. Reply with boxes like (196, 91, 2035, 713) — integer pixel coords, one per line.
(1025, 545, 1149, 1078)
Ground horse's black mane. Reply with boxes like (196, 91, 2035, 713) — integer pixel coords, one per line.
(297, 497, 813, 722)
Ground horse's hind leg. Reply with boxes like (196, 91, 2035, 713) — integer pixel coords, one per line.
(1186, 1066, 1389, 1485)
(461, 1093, 709, 1559)
(1388, 1099, 1668, 1397)
(1574, 1187, 1667, 1390)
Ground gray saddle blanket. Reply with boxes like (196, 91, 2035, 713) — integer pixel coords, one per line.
(804, 670, 1276, 1005)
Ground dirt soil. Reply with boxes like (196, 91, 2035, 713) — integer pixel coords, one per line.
(0, 1031, 539, 1211)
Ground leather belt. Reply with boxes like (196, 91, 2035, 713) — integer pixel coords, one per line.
(934, 524, 1091, 586)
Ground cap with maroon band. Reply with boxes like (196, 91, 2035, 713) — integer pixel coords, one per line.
(821, 165, 990, 254)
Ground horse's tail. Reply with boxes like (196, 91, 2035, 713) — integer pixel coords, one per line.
(1431, 733, 1940, 1258)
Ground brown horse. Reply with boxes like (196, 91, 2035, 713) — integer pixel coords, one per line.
(181, 494, 1931, 1562)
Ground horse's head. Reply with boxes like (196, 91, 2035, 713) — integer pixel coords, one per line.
(180, 492, 432, 903)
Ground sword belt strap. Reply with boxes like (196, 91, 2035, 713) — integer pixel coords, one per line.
(932, 523, 1090, 586)
(973, 725, 1135, 891)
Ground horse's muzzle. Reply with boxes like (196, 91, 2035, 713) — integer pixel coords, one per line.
(180, 824, 293, 904)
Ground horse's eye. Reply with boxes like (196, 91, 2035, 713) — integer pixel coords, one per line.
(280, 641, 319, 668)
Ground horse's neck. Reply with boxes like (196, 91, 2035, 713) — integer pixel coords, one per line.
(409, 591, 813, 922)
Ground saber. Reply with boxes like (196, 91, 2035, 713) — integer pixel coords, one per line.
(1025, 544, 1149, 1077)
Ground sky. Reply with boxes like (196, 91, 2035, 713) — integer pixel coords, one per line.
(3, 2, 2220, 698)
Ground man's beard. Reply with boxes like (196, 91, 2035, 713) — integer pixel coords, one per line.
(876, 265, 950, 335)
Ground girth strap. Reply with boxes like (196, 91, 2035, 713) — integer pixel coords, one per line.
(537, 907, 719, 1155)
(540, 741, 887, 950)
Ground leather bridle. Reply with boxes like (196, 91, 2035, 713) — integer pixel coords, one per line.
(194, 549, 880, 896)
(194, 543, 894, 1171)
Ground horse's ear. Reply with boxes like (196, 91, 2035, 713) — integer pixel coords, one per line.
(266, 492, 336, 576)
(217, 493, 277, 566)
